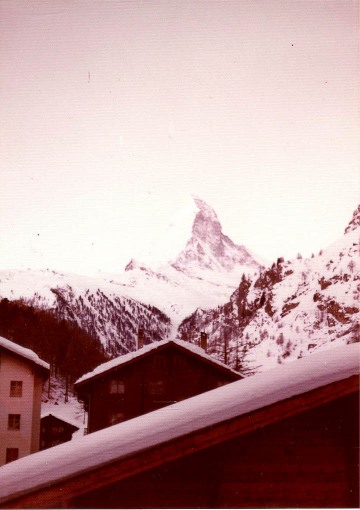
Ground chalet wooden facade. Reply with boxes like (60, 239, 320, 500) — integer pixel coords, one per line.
(70, 385, 360, 509)
(74, 339, 241, 433)
(0, 343, 358, 509)
(40, 414, 79, 450)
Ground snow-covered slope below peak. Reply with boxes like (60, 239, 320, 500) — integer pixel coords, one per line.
(0, 268, 171, 356)
(178, 225, 359, 374)
(114, 196, 263, 330)
(101, 263, 242, 334)
(0, 259, 243, 352)
(0, 251, 254, 353)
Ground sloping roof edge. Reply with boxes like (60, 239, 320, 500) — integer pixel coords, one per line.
(40, 413, 80, 431)
(0, 335, 50, 372)
(75, 338, 241, 387)
(0, 343, 358, 507)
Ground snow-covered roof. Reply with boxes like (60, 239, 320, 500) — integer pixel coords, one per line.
(40, 413, 80, 430)
(0, 343, 358, 505)
(75, 338, 240, 385)
(0, 335, 49, 371)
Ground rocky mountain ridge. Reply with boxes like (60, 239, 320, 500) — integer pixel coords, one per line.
(178, 206, 359, 373)
(344, 203, 360, 234)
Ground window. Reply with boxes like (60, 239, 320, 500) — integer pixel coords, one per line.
(109, 379, 125, 394)
(148, 380, 165, 396)
(6, 448, 19, 463)
(51, 426, 64, 434)
(109, 411, 125, 426)
(8, 414, 20, 430)
(10, 381, 23, 397)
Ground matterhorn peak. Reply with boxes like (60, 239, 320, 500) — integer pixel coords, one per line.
(192, 195, 219, 222)
(170, 196, 262, 275)
(190, 196, 222, 242)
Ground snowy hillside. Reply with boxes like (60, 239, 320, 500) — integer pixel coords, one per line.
(0, 269, 171, 355)
(178, 206, 359, 373)
(41, 374, 85, 440)
(0, 197, 261, 353)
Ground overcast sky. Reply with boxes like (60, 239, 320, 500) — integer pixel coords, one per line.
(0, 0, 359, 275)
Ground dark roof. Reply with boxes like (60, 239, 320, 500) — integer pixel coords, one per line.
(75, 339, 241, 388)
(40, 413, 79, 432)
(0, 343, 358, 508)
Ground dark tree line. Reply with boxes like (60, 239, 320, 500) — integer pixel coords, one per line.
(0, 298, 108, 381)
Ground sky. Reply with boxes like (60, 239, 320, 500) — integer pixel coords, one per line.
(0, 0, 359, 275)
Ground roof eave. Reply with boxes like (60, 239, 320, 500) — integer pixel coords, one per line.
(74, 340, 240, 389)
(0, 345, 50, 380)
(3, 374, 358, 509)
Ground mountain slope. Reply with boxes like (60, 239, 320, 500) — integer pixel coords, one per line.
(0, 270, 171, 355)
(178, 206, 359, 373)
(0, 197, 261, 355)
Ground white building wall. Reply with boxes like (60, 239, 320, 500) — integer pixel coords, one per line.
(0, 351, 38, 466)
(31, 372, 43, 453)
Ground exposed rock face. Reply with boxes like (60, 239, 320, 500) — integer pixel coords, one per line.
(344, 204, 360, 234)
(51, 286, 171, 356)
(178, 208, 359, 374)
(170, 197, 262, 274)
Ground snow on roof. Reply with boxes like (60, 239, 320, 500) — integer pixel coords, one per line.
(40, 413, 80, 430)
(0, 343, 358, 504)
(0, 335, 49, 371)
(75, 338, 240, 385)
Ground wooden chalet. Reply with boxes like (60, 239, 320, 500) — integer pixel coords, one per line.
(0, 343, 358, 509)
(74, 337, 241, 433)
(40, 414, 79, 450)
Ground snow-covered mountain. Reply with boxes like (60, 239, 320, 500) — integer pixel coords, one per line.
(178, 205, 359, 374)
(170, 197, 260, 275)
(1, 198, 357, 371)
(0, 197, 262, 354)
(0, 269, 172, 355)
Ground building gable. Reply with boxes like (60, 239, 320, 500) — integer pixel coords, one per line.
(40, 414, 79, 450)
(1, 373, 358, 508)
(75, 339, 240, 389)
(0, 336, 49, 379)
(77, 341, 240, 432)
